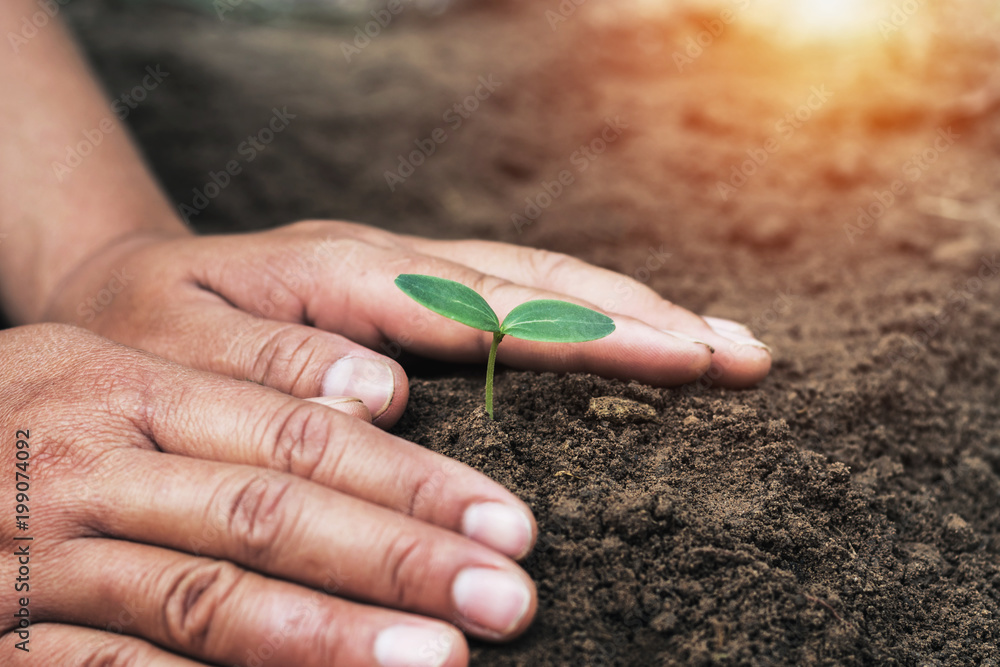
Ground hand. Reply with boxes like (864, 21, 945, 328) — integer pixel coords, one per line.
(43, 221, 772, 427)
(1, 324, 538, 666)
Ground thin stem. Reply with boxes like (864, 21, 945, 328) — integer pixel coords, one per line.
(485, 331, 504, 420)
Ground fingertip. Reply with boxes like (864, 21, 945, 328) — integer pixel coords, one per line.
(574, 321, 714, 387)
(706, 340, 773, 389)
(702, 316, 755, 339)
(306, 396, 374, 422)
(373, 359, 410, 429)
(321, 355, 410, 429)
(699, 319, 774, 388)
(721, 349, 773, 388)
(451, 566, 537, 641)
(374, 622, 469, 667)
(652, 332, 715, 384)
(461, 501, 537, 561)
(660, 329, 716, 354)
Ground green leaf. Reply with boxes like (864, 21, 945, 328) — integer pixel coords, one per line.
(500, 300, 615, 342)
(395, 274, 500, 333)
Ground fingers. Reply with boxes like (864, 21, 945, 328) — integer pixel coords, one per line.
(140, 285, 408, 428)
(194, 223, 710, 385)
(185, 222, 766, 392)
(1, 624, 202, 666)
(138, 366, 537, 561)
(0, 326, 524, 665)
(91, 451, 536, 639)
(41, 539, 469, 667)
(401, 238, 772, 388)
(309, 240, 716, 387)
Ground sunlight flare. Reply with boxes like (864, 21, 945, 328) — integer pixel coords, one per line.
(746, 0, 890, 40)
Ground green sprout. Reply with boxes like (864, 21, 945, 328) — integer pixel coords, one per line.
(395, 274, 616, 420)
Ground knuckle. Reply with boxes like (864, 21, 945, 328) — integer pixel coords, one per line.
(382, 532, 432, 608)
(249, 325, 325, 393)
(223, 474, 296, 560)
(3, 363, 158, 486)
(4, 324, 156, 425)
(79, 639, 159, 667)
(268, 402, 340, 479)
(523, 247, 575, 281)
(469, 274, 514, 337)
(469, 271, 511, 298)
(304, 605, 348, 664)
(163, 560, 244, 651)
(404, 467, 444, 519)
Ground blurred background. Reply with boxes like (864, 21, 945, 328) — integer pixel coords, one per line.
(69, 0, 1000, 246)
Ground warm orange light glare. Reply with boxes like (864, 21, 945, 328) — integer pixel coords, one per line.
(794, 0, 874, 34)
(747, 0, 887, 39)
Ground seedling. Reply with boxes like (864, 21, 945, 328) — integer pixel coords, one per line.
(395, 274, 616, 419)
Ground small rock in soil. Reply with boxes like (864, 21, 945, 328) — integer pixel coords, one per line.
(942, 513, 981, 553)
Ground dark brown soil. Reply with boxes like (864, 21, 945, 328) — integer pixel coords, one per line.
(65, 2, 1000, 664)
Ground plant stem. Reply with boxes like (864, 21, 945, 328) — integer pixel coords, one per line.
(485, 331, 504, 420)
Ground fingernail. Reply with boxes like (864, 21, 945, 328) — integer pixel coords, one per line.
(706, 325, 772, 354)
(307, 396, 366, 409)
(452, 567, 531, 636)
(322, 357, 394, 419)
(374, 625, 455, 667)
(703, 316, 754, 337)
(661, 330, 715, 354)
(462, 502, 534, 559)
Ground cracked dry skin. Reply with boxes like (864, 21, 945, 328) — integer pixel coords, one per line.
(67, 1, 1000, 664)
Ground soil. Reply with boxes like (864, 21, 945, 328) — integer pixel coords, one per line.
(60, 1, 1000, 664)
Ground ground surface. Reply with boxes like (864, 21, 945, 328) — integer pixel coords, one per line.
(66, 2, 1000, 664)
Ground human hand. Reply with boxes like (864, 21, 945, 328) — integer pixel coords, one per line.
(1, 324, 538, 666)
(43, 221, 772, 427)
